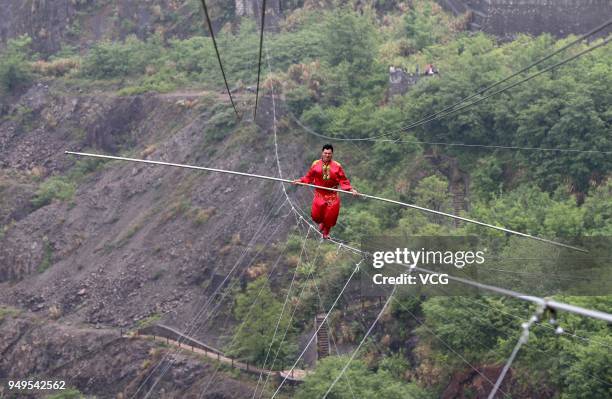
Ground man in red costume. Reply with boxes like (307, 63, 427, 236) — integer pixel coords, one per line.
(293, 144, 359, 239)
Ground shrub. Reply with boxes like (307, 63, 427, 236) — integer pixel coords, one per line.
(0, 35, 33, 95)
(203, 106, 237, 143)
(81, 35, 161, 79)
(31, 58, 80, 77)
(31, 177, 76, 209)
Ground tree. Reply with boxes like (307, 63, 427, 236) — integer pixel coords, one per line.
(404, 1, 443, 51)
(560, 334, 612, 399)
(228, 277, 297, 368)
(0, 35, 33, 96)
(295, 356, 431, 399)
(582, 180, 612, 235)
(321, 9, 377, 75)
(336, 209, 382, 242)
(411, 175, 452, 227)
(413, 175, 450, 212)
(418, 296, 522, 365)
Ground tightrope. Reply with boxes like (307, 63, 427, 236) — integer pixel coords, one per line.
(64, 151, 585, 253)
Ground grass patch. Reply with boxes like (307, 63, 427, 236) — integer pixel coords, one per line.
(191, 206, 216, 226)
(31, 58, 80, 77)
(117, 80, 176, 96)
(203, 105, 237, 144)
(228, 123, 258, 147)
(0, 306, 21, 323)
(46, 388, 84, 399)
(160, 198, 191, 223)
(136, 313, 162, 329)
(113, 217, 146, 248)
(124, 222, 143, 241)
(31, 159, 103, 209)
(31, 176, 76, 209)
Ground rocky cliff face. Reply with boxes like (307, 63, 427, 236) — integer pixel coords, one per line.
(0, 0, 213, 56)
(0, 78, 307, 338)
(0, 1, 316, 391)
(437, 0, 612, 38)
(0, 309, 257, 398)
(0, 76, 310, 394)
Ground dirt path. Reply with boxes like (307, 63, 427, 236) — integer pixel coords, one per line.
(158, 89, 248, 102)
(132, 333, 308, 381)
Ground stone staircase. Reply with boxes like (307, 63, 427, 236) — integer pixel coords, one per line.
(451, 182, 466, 227)
(315, 313, 330, 360)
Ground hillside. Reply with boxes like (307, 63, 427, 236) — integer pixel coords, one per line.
(1, 1, 610, 398)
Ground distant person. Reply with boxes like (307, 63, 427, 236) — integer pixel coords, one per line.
(424, 64, 438, 76)
(292, 144, 359, 239)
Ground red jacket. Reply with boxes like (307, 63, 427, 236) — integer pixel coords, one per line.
(299, 159, 352, 198)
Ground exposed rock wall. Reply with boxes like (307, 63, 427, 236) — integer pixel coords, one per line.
(0, 0, 204, 56)
(0, 84, 304, 341)
(0, 310, 256, 398)
(438, 0, 612, 38)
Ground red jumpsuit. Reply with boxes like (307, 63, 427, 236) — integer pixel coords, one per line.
(299, 159, 353, 236)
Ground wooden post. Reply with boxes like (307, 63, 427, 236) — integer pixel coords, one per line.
(231, 359, 234, 368)
(246, 362, 249, 372)
(191, 344, 194, 351)
(217, 352, 220, 360)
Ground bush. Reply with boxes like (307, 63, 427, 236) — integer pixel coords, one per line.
(81, 35, 161, 79)
(286, 85, 314, 117)
(321, 9, 377, 74)
(228, 277, 297, 367)
(204, 106, 237, 143)
(404, 2, 441, 51)
(31, 58, 79, 77)
(295, 356, 431, 398)
(0, 35, 33, 95)
(31, 177, 76, 209)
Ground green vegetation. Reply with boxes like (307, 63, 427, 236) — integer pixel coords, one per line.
(31, 177, 76, 209)
(31, 159, 103, 210)
(0, 306, 21, 323)
(80, 35, 162, 79)
(0, 35, 33, 96)
(136, 313, 162, 329)
(228, 277, 297, 368)
(204, 104, 238, 143)
(295, 356, 430, 398)
(5, 1, 610, 397)
(46, 388, 84, 399)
